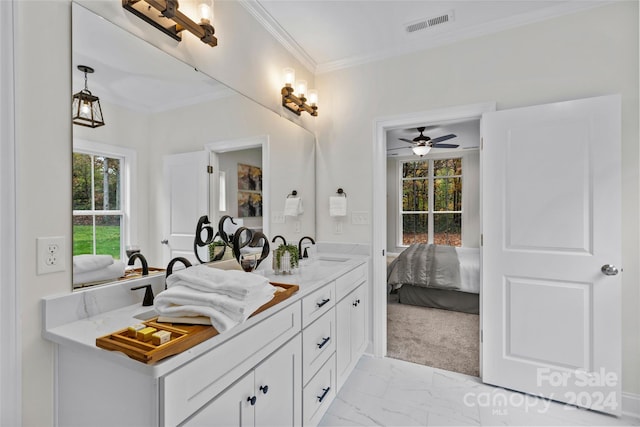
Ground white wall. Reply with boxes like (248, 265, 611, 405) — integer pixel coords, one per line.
(12, 1, 314, 425)
(316, 2, 639, 395)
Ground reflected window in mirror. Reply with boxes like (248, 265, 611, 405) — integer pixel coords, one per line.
(72, 140, 137, 263)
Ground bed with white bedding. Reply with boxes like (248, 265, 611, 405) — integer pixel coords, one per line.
(387, 244, 480, 314)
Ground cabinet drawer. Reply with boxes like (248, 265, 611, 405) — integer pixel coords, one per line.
(335, 263, 366, 300)
(302, 307, 335, 385)
(163, 302, 301, 427)
(303, 354, 336, 427)
(301, 282, 335, 327)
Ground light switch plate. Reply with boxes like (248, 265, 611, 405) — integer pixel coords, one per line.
(37, 236, 66, 275)
(272, 211, 285, 224)
(351, 211, 370, 225)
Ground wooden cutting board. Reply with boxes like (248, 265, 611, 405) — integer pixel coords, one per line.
(96, 282, 298, 364)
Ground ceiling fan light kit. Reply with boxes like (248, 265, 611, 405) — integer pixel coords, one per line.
(412, 145, 431, 157)
(392, 126, 459, 156)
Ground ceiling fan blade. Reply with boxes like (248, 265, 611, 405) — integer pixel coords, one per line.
(430, 134, 457, 143)
(398, 138, 415, 144)
(432, 143, 459, 148)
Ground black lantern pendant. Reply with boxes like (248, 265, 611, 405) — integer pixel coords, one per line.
(72, 65, 105, 128)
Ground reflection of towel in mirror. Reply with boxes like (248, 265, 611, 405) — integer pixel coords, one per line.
(329, 196, 347, 217)
(73, 254, 114, 273)
(166, 264, 270, 300)
(284, 197, 303, 216)
(72, 261, 125, 285)
(154, 285, 275, 332)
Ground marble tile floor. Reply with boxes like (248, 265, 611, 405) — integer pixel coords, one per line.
(319, 356, 640, 427)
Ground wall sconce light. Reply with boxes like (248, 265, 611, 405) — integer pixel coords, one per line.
(281, 67, 318, 117)
(72, 65, 105, 128)
(123, 0, 217, 47)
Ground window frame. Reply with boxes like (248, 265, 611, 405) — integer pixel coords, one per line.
(397, 154, 463, 247)
(72, 139, 137, 260)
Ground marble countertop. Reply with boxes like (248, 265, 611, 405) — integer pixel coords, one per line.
(42, 253, 368, 378)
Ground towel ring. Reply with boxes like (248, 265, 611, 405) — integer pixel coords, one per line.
(336, 188, 347, 197)
(287, 190, 298, 198)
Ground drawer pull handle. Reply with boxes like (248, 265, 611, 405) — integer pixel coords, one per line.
(352, 299, 360, 307)
(260, 385, 269, 394)
(317, 336, 331, 349)
(316, 298, 330, 308)
(317, 387, 331, 403)
(247, 395, 257, 406)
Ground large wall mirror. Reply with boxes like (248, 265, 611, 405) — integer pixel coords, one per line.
(72, 3, 315, 289)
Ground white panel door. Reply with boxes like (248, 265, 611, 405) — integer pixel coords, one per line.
(162, 151, 210, 266)
(482, 95, 621, 415)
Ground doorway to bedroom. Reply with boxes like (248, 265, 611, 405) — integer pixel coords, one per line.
(375, 104, 493, 378)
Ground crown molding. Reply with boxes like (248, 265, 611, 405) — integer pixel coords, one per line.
(238, 0, 317, 74)
(243, 0, 615, 75)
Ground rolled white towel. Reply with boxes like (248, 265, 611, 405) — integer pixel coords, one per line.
(73, 261, 125, 285)
(73, 254, 114, 273)
(154, 284, 275, 332)
(329, 196, 347, 217)
(166, 264, 270, 300)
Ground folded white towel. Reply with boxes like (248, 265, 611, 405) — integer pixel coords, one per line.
(329, 196, 347, 217)
(154, 284, 275, 332)
(283, 197, 303, 217)
(73, 254, 114, 273)
(166, 264, 270, 300)
(73, 261, 125, 285)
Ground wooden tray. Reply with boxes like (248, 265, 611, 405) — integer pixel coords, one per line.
(96, 282, 299, 364)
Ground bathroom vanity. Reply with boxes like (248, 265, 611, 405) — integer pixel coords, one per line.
(43, 254, 369, 427)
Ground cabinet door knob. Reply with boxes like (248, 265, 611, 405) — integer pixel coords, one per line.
(247, 395, 257, 406)
(352, 299, 360, 307)
(259, 385, 269, 394)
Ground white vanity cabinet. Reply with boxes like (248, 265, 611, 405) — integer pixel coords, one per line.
(335, 265, 367, 390)
(183, 335, 301, 427)
(46, 256, 370, 427)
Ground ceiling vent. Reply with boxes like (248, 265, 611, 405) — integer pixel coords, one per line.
(405, 11, 454, 34)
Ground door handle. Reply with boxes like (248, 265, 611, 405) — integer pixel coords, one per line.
(161, 239, 168, 245)
(601, 264, 619, 276)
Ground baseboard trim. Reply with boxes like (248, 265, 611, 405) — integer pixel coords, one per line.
(622, 392, 640, 419)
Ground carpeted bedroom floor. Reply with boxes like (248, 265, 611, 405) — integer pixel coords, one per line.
(386, 293, 480, 377)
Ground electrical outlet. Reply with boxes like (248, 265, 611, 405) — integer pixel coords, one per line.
(37, 236, 65, 275)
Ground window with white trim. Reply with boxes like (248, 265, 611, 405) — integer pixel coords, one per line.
(72, 141, 135, 261)
(400, 157, 462, 246)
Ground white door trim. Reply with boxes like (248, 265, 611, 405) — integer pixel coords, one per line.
(371, 102, 496, 358)
(204, 135, 270, 238)
(0, 0, 21, 424)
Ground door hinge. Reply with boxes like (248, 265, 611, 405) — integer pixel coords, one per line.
(481, 234, 483, 246)
(382, 249, 385, 256)
(481, 329, 483, 343)
(206, 165, 213, 174)
(481, 137, 483, 150)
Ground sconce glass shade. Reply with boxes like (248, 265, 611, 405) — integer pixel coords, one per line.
(307, 89, 318, 106)
(72, 65, 105, 128)
(197, 0, 214, 24)
(412, 145, 431, 157)
(283, 68, 295, 88)
(296, 80, 307, 97)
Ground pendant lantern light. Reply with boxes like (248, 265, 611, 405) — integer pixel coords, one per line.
(72, 65, 105, 128)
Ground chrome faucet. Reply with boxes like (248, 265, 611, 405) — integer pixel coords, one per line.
(271, 235, 288, 246)
(298, 236, 315, 260)
(127, 253, 149, 276)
